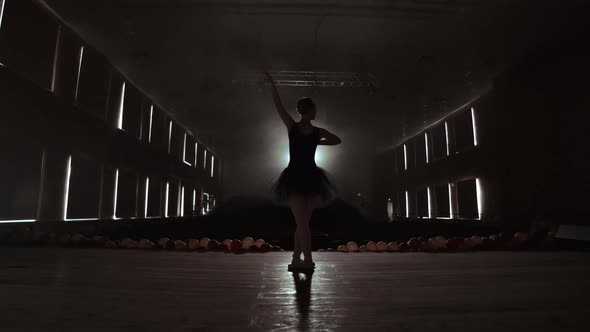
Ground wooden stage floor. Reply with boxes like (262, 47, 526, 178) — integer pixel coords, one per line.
(1, 248, 589, 331)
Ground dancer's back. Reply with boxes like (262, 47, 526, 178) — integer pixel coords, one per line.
(287, 122, 319, 170)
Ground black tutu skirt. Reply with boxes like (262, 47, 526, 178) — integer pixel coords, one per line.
(270, 165, 338, 208)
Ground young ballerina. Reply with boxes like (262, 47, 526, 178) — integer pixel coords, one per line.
(265, 71, 341, 270)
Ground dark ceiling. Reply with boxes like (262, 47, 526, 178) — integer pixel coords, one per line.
(43, 0, 582, 199)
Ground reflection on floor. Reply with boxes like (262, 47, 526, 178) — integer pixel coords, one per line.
(1, 249, 589, 331)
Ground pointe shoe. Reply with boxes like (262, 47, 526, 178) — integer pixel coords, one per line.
(288, 261, 315, 271)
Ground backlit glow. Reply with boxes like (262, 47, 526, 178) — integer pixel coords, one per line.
(476, 178, 483, 219)
(63, 155, 72, 220)
(113, 169, 119, 219)
(180, 186, 185, 217)
(471, 107, 478, 146)
(444, 121, 450, 156)
(144, 177, 149, 217)
(74, 46, 84, 101)
(403, 144, 408, 170)
(148, 105, 153, 143)
(427, 186, 432, 219)
(203, 150, 207, 169)
(117, 82, 126, 129)
(405, 191, 409, 218)
(167, 121, 172, 153)
(211, 155, 214, 177)
(425, 133, 429, 163)
(164, 182, 169, 217)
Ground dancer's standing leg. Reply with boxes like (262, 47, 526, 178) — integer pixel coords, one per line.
(289, 193, 315, 266)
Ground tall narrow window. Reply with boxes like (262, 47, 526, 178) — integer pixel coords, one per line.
(116, 82, 126, 129)
(63, 155, 72, 220)
(448, 183, 454, 219)
(164, 181, 169, 217)
(476, 178, 483, 219)
(0, 0, 6, 30)
(113, 169, 119, 219)
(194, 143, 198, 167)
(182, 133, 187, 163)
(167, 121, 173, 153)
(74, 46, 84, 101)
(403, 144, 408, 170)
(427, 186, 432, 219)
(180, 186, 185, 217)
(203, 150, 207, 169)
(444, 121, 450, 156)
(386, 198, 393, 221)
(405, 191, 409, 218)
(148, 105, 153, 143)
(425, 133, 430, 163)
(211, 155, 215, 178)
(144, 177, 149, 218)
(471, 107, 478, 146)
(192, 189, 197, 214)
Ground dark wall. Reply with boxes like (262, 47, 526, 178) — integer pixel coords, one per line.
(0, 0, 222, 222)
(372, 20, 590, 226)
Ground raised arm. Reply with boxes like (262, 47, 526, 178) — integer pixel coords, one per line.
(318, 128, 342, 146)
(264, 71, 294, 131)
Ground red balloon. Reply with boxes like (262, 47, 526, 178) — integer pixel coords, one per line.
(208, 240, 219, 251)
(407, 238, 420, 250)
(230, 240, 242, 252)
(399, 242, 409, 252)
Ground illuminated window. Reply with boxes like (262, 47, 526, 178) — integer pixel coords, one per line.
(113, 169, 119, 219)
(203, 149, 207, 169)
(203, 192, 209, 214)
(74, 46, 84, 101)
(444, 121, 450, 156)
(167, 121, 173, 153)
(425, 133, 430, 163)
(63, 155, 72, 220)
(164, 181, 169, 217)
(386, 198, 393, 221)
(403, 144, 408, 170)
(476, 178, 483, 219)
(427, 186, 432, 218)
(416, 188, 428, 218)
(194, 143, 198, 167)
(448, 183, 454, 218)
(471, 107, 478, 146)
(434, 183, 450, 218)
(457, 179, 478, 219)
(116, 82, 126, 129)
(180, 186, 185, 217)
(144, 177, 149, 217)
(148, 105, 153, 143)
(182, 133, 187, 163)
(192, 189, 197, 214)
(405, 191, 409, 218)
(0, 0, 6, 30)
(211, 155, 215, 177)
